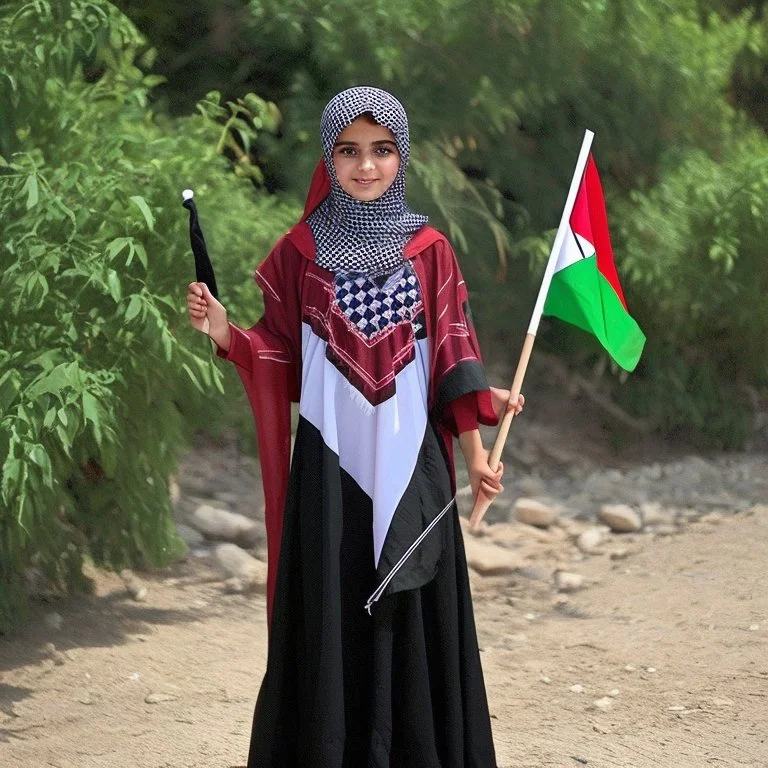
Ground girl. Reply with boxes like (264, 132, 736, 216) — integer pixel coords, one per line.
(187, 86, 522, 767)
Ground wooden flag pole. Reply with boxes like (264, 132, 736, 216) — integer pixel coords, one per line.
(468, 334, 534, 528)
(469, 129, 595, 529)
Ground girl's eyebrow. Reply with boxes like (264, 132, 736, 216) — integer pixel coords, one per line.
(333, 139, 398, 147)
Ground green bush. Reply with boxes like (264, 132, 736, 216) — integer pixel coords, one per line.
(0, 0, 300, 633)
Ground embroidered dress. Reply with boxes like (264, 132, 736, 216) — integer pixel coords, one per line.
(216, 87, 500, 767)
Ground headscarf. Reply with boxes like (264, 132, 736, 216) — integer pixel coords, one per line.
(306, 86, 428, 277)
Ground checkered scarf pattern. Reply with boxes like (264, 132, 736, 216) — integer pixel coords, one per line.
(307, 87, 428, 277)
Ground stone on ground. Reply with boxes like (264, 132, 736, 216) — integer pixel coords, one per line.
(513, 498, 557, 528)
(463, 536, 527, 576)
(189, 504, 261, 547)
(214, 544, 267, 591)
(599, 504, 642, 533)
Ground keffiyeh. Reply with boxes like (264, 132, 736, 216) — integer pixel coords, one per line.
(307, 86, 428, 277)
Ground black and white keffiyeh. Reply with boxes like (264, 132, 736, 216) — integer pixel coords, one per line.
(307, 86, 428, 277)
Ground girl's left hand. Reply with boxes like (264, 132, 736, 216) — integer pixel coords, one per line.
(490, 387, 525, 419)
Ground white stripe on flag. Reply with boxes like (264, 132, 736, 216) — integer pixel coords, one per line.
(554, 228, 595, 273)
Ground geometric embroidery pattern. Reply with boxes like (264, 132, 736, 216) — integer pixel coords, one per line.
(334, 264, 422, 339)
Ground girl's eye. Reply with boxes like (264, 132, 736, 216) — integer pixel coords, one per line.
(336, 146, 357, 156)
(375, 147, 394, 156)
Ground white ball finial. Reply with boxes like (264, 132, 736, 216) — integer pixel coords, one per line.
(182, 189, 194, 201)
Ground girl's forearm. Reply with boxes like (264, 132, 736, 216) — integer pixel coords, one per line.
(458, 428, 484, 466)
(209, 321, 231, 352)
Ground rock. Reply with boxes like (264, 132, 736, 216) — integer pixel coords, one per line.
(640, 502, 672, 527)
(609, 548, 631, 560)
(576, 528, 604, 554)
(223, 577, 245, 594)
(599, 504, 642, 533)
(213, 544, 267, 591)
(554, 571, 584, 592)
(607, 689, 620, 697)
(145, 692, 178, 704)
(189, 505, 261, 547)
(43, 642, 66, 666)
(464, 536, 526, 576)
(44, 612, 63, 631)
(175, 522, 205, 548)
(593, 696, 614, 710)
(120, 569, 148, 602)
(570, 684, 585, 693)
(513, 498, 557, 528)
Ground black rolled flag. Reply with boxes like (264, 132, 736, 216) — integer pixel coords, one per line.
(182, 189, 219, 300)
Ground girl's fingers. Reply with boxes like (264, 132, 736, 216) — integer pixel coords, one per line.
(478, 473, 502, 489)
(484, 462, 503, 483)
(479, 480, 503, 497)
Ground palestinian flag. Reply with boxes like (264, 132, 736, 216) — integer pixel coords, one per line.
(543, 154, 646, 371)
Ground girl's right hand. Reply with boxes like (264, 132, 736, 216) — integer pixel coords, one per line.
(186, 281, 227, 337)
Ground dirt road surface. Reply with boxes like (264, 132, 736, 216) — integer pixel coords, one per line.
(2, 502, 767, 767)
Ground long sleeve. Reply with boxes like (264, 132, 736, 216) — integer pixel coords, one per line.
(444, 390, 497, 435)
(212, 237, 305, 624)
(422, 239, 498, 438)
(214, 238, 302, 401)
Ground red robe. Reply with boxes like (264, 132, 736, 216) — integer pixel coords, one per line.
(217, 160, 500, 767)
(216, 160, 496, 622)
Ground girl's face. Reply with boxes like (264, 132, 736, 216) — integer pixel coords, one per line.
(332, 116, 401, 202)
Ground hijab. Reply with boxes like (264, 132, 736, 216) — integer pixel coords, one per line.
(306, 86, 428, 277)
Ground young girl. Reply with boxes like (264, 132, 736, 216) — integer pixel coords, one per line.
(187, 86, 522, 767)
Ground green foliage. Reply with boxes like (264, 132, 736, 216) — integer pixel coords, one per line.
(613, 133, 768, 444)
(40, 0, 768, 453)
(236, 0, 768, 446)
(0, 0, 300, 632)
(5, 0, 768, 631)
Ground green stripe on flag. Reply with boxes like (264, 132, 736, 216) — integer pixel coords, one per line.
(544, 256, 645, 371)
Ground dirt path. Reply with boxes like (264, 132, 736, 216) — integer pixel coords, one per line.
(2, 503, 767, 768)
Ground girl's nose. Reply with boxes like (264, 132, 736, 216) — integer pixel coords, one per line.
(359, 154, 375, 171)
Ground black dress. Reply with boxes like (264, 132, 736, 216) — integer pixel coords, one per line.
(218, 230, 499, 767)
